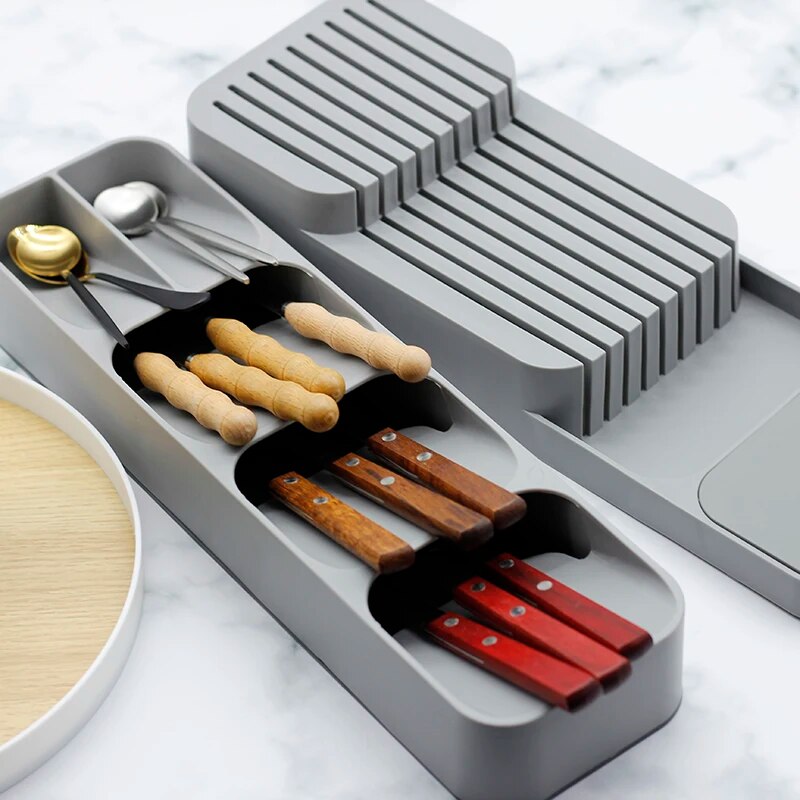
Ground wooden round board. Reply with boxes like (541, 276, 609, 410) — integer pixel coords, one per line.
(0, 368, 142, 791)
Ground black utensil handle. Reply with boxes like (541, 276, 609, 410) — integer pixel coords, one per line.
(65, 272, 128, 348)
(92, 272, 210, 310)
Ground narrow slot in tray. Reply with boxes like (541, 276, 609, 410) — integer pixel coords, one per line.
(0, 175, 176, 334)
(58, 138, 266, 291)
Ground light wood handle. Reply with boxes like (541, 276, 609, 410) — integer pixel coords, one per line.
(283, 303, 431, 383)
(186, 353, 339, 433)
(206, 318, 345, 401)
(269, 472, 415, 573)
(134, 352, 257, 446)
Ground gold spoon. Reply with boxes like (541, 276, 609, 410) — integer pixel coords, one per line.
(7, 225, 211, 347)
(7, 225, 127, 346)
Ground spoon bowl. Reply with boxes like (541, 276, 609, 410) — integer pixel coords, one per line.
(123, 181, 169, 217)
(93, 186, 159, 237)
(7, 225, 88, 285)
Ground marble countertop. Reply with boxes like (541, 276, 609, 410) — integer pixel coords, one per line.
(2, 1, 799, 797)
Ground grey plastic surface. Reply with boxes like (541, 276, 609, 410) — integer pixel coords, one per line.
(185, 0, 797, 617)
(699, 391, 800, 573)
(0, 138, 683, 800)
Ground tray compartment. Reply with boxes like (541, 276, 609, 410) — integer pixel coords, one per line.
(0, 175, 176, 335)
(0, 136, 683, 800)
(187, 0, 800, 617)
(58, 138, 268, 291)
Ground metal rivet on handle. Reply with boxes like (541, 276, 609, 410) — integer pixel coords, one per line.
(510, 606, 526, 617)
(283, 476, 299, 484)
(443, 617, 459, 628)
(379, 476, 395, 486)
(482, 636, 498, 646)
(345, 457, 360, 467)
(471, 582, 486, 592)
(313, 496, 328, 505)
(381, 432, 397, 442)
(537, 580, 553, 592)
(498, 558, 515, 569)
(416, 451, 432, 462)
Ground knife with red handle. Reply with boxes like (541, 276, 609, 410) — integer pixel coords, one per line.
(486, 554, 653, 658)
(329, 453, 493, 548)
(426, 612, 601, 710)
(454, 577, 631, 689)
(367, 428, 526, 529)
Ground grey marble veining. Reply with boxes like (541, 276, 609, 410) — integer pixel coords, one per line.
(1, 1, 799, 798)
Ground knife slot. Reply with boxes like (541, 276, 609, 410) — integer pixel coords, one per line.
(289, 39, 456, 174)
(438, 169, 699, 360)
(248, 66, 417, 201)
(368, 490, 592, 637)
(269, 51, 436, 187)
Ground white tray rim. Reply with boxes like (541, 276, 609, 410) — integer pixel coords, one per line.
(0, 366, 143, 792)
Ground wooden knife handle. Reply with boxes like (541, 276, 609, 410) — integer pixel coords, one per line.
(329, 453, 493, 548)
(206, 318, 346, 401)
(426, 612, 601, 711)
(485, 554, 653, 658)
(367, 428, 526, 529)
(269, 472, 415, 573)
(186, 353, 339, 432)
(134, 352, 257, 446)
(283, 303, 431, 383)
(454, 577, 631, 689)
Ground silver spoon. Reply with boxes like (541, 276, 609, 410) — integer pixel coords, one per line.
(93, 186, 250, 285)
(122, 181, 280, 266)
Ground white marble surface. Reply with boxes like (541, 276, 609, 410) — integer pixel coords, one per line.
(1, 1, 799, 797)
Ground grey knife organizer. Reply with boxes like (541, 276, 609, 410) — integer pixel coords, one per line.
(0, 139, 682, 800)
(187, 0, 800, 616)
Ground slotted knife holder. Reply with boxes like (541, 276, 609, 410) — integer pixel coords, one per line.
(0, 139, 682, 800)
(188, 0, 800, 616)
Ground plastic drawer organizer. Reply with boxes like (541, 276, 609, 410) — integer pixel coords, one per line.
(188, 0, 800, 616)
(0, 140, 681, 800)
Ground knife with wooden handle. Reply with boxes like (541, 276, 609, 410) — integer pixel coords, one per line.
(134, 352, 257, 446)
(454, 577, 631, 689)
(269, 472, 415, 574)
(186, 353, 339, 432)
(367, 429, 526, 529)
(283, 303, 431, 383)
(329, 453, 493, 548)
(426, 612, 601, 710)
(206, 318, 346, 401)
(485, 554, 653, 658)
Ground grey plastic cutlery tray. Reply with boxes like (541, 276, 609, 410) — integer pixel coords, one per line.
(0, 139, 682, 800)
(187, 0, 800, 616)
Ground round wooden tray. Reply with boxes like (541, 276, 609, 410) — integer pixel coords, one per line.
(0, 367, 142, 791)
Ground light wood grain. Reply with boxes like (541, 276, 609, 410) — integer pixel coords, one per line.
(186, 353, 339, 433)
(283, 303, 431, 383)
(135, 352, 257, 446)
(0, 399, 135, 745)
(206, 318, 346, 401)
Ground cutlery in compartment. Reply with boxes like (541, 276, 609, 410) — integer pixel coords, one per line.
(266, 420, 521, 565)
(135, 352, 257, 446)
(0, 135, 684, 800)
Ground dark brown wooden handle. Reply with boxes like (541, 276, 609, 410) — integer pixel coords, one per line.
(329, 453, 493, 548)
(367, 428, 527, 529)
(269, 472, 415, 574)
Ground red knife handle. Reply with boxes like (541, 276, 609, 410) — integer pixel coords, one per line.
(269, 472, 415, 574)
(486, 554, 653, 658)
(426, 613, 601, 711)
(367, 428, 526, 529)
(329, 453, 493, 548)
(454, 577, 631, 689)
